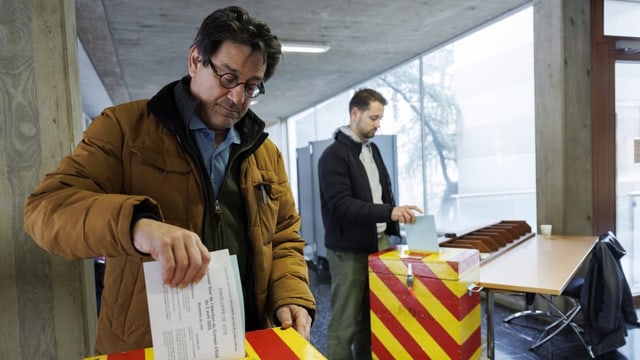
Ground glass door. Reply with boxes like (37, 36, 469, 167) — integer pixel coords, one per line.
(615, 60, 640, 295)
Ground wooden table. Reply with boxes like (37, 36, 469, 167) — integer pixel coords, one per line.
(478, 234, 598, 359)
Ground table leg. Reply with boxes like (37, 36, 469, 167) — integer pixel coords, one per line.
(486, 289, 495, 360)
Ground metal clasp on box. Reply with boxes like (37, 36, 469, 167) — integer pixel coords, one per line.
(406, 263, 414, 289)
(467, 283, 483, 296)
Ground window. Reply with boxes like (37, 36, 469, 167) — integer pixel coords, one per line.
(615, 61, 640, 292)
(289, 5, 535, 235)
(604, 0, 640, 38)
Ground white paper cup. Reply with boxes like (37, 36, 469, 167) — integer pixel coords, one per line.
(540, 224, 552, 238)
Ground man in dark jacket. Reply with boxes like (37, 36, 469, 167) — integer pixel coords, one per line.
(318, 88, 422, 360)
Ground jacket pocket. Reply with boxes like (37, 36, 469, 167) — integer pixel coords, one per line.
(253, 171, 286, 244)
(129, 147, 194, 224)
(131, 146, 192, 173)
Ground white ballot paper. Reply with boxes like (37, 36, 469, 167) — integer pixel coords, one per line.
(143, 249, 245, 360)
(405, 214, 439, 252)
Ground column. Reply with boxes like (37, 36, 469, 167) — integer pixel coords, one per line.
(0, 0, 96, 358)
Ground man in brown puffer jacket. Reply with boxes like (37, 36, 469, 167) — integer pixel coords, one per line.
(24, 6, 315, 355)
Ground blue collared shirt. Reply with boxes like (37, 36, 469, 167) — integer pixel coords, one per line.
(189, 115, 241, 198)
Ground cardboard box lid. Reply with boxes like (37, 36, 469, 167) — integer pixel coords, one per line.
(369, 247, 480, 281)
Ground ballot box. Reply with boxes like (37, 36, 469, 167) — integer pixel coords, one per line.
(368, 246, 481, 360)
(83, 327, 326, 360)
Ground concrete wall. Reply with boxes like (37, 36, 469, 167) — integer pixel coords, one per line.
(0, 0, 96, 358)
(534, 0, 592, 235)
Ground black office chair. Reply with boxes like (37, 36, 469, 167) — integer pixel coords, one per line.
(503, 283, 593, 358)
(505, 231, 639, 358)
(578, 231, 639, 357)
(502, 293, 544, 322)
(528, 277, 593, 357)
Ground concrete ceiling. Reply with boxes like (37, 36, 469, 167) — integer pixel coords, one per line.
(75, 0, 530, 122)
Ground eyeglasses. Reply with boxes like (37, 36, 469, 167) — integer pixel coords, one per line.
(204, 60, 265, 98)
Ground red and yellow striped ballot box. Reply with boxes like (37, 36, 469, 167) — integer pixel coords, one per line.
(368, 247, 481, 360)
(83, 327, 326, 360)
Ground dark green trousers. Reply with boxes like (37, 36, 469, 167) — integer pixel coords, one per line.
(326, 234, 390, 360)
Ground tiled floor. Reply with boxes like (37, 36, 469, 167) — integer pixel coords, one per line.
(306, 261, 640, 359)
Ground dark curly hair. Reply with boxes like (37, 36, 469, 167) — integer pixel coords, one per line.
(192, 6, 282, 81)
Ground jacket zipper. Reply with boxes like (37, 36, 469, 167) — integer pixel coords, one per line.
(214, 199, 223, 240)
(208, 131, 267, 250)
(176, 132, 221, 249)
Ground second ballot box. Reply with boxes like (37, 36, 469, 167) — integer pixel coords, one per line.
(368, 246, 481, 360)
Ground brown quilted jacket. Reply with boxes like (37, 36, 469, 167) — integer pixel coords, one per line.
(23, 78, 315, 354)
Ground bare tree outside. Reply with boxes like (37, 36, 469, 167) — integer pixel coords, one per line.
(363, 46, 460, 220)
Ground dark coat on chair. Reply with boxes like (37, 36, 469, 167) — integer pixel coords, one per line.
(579, 232, 639, 356)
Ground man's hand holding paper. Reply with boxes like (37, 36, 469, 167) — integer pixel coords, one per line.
(144, 249, 245, 359)
(134, 218, 211, 288)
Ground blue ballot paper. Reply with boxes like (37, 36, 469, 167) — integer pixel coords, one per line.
(405, 214, 439, 251)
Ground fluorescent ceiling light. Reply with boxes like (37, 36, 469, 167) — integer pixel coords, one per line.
(281, 41, 330, 54)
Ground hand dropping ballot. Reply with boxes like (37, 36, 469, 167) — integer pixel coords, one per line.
(143, 249, 245, 360)
(404, 215, 439, 252)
